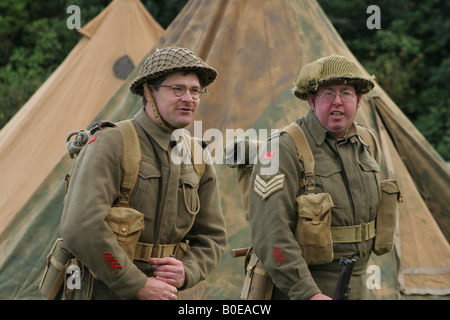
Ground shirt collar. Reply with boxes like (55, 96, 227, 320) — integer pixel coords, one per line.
(133, 107, 172, 151)
(303, 109, 328, 145)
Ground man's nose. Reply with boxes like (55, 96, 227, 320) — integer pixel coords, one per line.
(181, 89, 195, 102)
(333, 93, 343, 104)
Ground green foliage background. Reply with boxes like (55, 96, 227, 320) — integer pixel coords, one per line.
(0, 0, 448, 159)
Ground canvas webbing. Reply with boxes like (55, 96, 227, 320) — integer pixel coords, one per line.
(283, 122, 377, 243)
(116, 120, 142, 205)
(133, 242, 189, 261)
(331, 220, 376, 243)
(282, 122, 315, 194)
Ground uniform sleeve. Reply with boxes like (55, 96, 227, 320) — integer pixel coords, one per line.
(60, 127, 147, 299)
(248, 133, 321, 300)
(181, 160, 227, 289)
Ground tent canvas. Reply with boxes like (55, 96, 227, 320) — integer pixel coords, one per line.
(0, 0, 164, 233)
(0, 0, 448, 299)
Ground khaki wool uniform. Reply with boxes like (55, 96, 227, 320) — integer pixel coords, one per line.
(60, 107, 227, 299)
(248, 109, 381, 300)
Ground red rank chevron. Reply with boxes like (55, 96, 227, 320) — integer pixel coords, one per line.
(103, 252, 123, 274)
(273, 247, 287, 266)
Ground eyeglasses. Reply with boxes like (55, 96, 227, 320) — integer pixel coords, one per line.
(316, 90, 355, 103)
(157, 85, 206, 100)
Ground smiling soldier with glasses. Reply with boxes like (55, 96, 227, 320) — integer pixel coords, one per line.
(60, 46, 226, 300)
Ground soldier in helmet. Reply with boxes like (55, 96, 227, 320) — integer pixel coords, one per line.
(60, 46, 226, 300)
(248, 54, 380, 299)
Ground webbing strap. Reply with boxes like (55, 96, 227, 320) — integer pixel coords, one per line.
(331, 220, 376, 243)
(134, 242, 189, 261)
(282, 122, 378, 243)
(282, 122, 315, 193)
(116, 120, 142, 205)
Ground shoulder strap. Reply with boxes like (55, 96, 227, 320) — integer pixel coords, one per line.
(282, 122, 315, 194)
(116, 120, 142, 205)
(356, 125, 380, 164)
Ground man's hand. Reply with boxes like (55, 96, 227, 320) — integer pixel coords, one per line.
(136, 277, 178, 300)
(136, 257, 185, 300)
(150, 257, 186, 288)
(308, 293, 332, 300)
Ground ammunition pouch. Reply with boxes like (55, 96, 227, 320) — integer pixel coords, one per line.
(373, 179, 402, 255)
(295, 192, 334, 265)
(240, 248, 274, 300)
(39, 238, 94, 300)
(105, 206, 145, 261)
(39, 238, 73, 299)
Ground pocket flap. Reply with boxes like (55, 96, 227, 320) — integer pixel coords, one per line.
(359, 156, 380, 172)
(105, 206, 145, 236)
(380, 179, 400, 195)
(314, 160, 341, 177)
(296, 192, 334, 219)
(138, 160, 161, 179)
(179, 168, 199, 188)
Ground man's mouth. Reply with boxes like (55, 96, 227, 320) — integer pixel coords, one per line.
(331, 111, 343, 116)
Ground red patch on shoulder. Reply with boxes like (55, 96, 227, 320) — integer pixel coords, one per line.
(88, 136, 97, 144)
(264, 152, 275, 160)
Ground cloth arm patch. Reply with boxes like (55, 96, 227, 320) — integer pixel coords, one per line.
(253, 173, 285, 200)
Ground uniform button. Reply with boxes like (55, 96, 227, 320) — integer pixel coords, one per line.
(121, 227, 127, 233)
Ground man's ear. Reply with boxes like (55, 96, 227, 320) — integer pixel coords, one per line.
(356, 94, 362, 110)
(307, 94, 315, 111)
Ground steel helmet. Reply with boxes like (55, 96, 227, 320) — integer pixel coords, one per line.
(292, 54, 375, 100)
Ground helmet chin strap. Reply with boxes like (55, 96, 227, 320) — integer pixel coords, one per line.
(143, 83, 174, 132)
